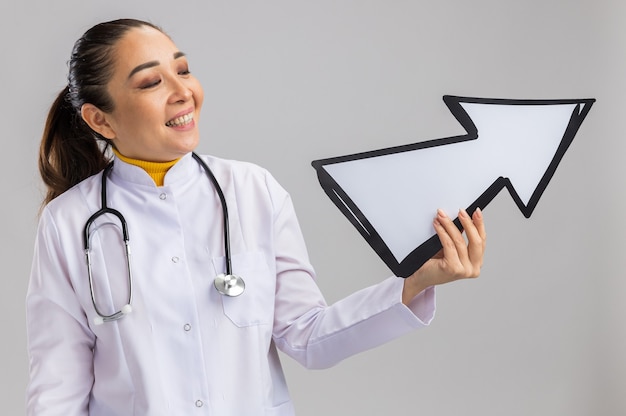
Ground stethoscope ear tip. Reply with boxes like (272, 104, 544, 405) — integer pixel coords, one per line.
(121, 304, 133, 315)
(93, 316, 104, 326)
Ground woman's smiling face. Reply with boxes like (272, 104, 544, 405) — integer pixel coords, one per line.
(83, 25, 204, 162)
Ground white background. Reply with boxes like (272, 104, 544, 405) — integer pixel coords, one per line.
(1, 1, 624, 414)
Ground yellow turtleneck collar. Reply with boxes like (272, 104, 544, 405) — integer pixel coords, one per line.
(112, 148, 180, 186)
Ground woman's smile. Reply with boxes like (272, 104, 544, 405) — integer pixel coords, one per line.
(165, 109, 195, 128)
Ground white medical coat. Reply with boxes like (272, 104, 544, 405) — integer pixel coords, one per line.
(26, 153, 435, 415)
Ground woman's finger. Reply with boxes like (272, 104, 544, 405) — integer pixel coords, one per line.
(458, 208, 486, 275)
(438, 209, 470, 264)
(471, 208, 487, 263)
(473, 208, 487, 252)
(433, 209, 466, 275)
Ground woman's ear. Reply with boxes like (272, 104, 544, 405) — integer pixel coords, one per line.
(81, 104, 116, 139)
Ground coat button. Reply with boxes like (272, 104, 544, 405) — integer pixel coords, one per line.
(183, 323, 192, 332)
(159, 193, 167, 200)
(195, 399, 203, 407)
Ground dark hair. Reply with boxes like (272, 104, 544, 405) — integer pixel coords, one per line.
(39, 18, 163, 205)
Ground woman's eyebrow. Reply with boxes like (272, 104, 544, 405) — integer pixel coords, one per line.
(127, 51, 187, 79)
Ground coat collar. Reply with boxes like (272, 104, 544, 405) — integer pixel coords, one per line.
(110, 152, 196, 187)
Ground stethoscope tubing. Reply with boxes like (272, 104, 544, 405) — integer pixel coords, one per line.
(83, 163, 133, 323)
(192, 154, 245, 297)
(191, 153, 233, 276)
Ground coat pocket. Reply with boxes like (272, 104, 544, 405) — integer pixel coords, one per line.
(213, 251, 275, 327)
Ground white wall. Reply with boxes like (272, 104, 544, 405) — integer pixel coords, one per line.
(2, 1, 624, 414)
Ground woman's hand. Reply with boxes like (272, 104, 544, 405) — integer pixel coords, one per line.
(402, 208, 486, 305)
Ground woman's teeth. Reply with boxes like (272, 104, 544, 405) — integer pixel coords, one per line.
(166, 113, 193, 127)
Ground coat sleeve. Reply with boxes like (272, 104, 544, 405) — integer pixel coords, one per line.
(26, 208, 95, 415)
(267, 174, 436, 370)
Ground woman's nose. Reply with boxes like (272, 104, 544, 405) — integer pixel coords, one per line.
(169, 78, 193, 103)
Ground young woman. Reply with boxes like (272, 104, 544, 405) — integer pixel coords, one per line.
(27, 18, 486, 415)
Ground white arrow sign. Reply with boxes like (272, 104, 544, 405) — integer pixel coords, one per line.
(312, 95, 595, 277)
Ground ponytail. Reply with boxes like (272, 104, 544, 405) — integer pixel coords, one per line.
(39, 86, 110, 206)
(38, 19, 164, 206)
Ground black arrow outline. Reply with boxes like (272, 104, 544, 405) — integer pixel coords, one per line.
(311, 95, 595, 278)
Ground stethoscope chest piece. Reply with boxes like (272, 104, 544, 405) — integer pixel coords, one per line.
(214, 274, 245, 297)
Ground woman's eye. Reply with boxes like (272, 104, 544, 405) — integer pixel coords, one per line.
(179, 67, 191, 76)
(139, 79, 161, 89)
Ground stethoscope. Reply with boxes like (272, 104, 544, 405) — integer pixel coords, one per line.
(83, 152, 245, 325)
